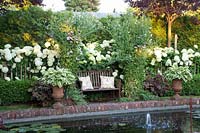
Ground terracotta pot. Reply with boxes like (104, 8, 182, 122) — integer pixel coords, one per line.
(172, 79, 182, 100)
(52, 86, 64, 102)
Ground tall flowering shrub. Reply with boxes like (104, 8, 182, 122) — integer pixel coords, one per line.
(77, 39, 117, 70)
(149, 45, 200, 73)
(0, 39, 60, 81)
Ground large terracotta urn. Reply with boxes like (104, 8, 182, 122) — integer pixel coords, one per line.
(52, 86, 64, 101)
(52, 86, 64, 108)
(172, 79, 182, 100)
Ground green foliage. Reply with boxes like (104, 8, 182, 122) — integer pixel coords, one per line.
(123, 55, 146, 99)
(104, 13, 152, 59)
(64, 0, 100, 12)
(164, 66, 192, 82)
(4, 123, 66, 133)
(49, 11, 79, 72)
(41, 68, 76, 88)
(67, 87, 87, 105)
(0, 6, 53, 47)
(68, 13, 104, 42)
(151, 17, 166, 45)
(182, 74, 200, 96)
(137, 89, 158, 101)
(0, 80, 33, 105)
(173, 15, 200, 49)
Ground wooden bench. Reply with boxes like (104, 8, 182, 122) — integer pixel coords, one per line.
(77, 70, 122, 99)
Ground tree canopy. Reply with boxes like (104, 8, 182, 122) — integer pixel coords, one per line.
(0, 0, 43, 13)
(64, 0, 100, 12)
(125, 0, 200, 47)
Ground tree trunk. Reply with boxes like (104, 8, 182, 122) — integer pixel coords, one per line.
(167, 21, 172, 47)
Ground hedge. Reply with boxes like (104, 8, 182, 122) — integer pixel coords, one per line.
(0, 80, 34, 105)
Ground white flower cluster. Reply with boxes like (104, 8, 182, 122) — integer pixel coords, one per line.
(0, 42, 60, 79)
(112, 69, 124, 80)
(150, 45, 200, 67)
(78, 39, 117, 65)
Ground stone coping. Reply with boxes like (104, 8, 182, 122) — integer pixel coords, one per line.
(1, 98, 200, 123)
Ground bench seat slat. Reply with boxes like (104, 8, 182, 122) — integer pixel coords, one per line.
(82, 88, 119, 92)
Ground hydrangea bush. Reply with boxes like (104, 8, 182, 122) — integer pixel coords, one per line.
(0, 39, 60, 81)
(149, 45, 200, 73)
(77, 39, 117, 70)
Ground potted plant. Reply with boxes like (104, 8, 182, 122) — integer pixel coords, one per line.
(164, 65, 192, 99)
(41, 67, 76, 108)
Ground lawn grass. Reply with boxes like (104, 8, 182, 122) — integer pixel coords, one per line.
(0, 104, 37, 112)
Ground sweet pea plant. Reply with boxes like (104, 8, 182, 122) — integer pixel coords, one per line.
(0, 38, 60, 81)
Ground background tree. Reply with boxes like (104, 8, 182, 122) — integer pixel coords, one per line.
(0, 0, 43, 13)
(125, 0, 200, 47)
(64, 0, 99, 12)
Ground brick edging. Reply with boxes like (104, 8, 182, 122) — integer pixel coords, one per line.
(0, 98, 200, 120)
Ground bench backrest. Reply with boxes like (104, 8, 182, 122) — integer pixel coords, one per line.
(77, 70, 113, 88)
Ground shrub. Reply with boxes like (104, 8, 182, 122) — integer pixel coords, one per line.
(182, 74, 200, 96)
(144, 74, 170, 96)
(66, 87, 87, 105)
(0, 6, 53, 47)
(123, 55, 146, 99)
(28, 81, 53, 107)
(0, 80, 34, 105)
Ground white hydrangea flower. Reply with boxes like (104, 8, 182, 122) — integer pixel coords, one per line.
(164, 47, 174, 53)
(44, 42, 51, 48)
(150, 58, 156, 66)
(87, 42, 96, 50)
(181, 49, 187, 53)
(162, 52, 167, 57)
(105, 54, 111, 59)
(26, 67, 30, 71)
(5, 52, 12, 61)
(37, 52, 43, 58)
(14, 57, 21, 63)
(175, 50, 180, 55)
(188, 60, 193, 66)
(33, 44, 41, 54)
(12, 63, 16, 69)
(2, 67, 9, 73)
(23, 46, 33, 56)
(179, 61, 183, 66)
(120, 75, 124, 80)
(4, 44, 11, 49)
(112, 70, 118, 77)
(42, 66, 46, 70)
(96, 55, 102, 62)
(36, 66, 41, 70)
(188, 48, 195, 54)
(194, 45, 198, 49)
(47, 61, 53, 66)
(174, 55, 180, 63)
(15, 77, 20, 80)
(88, 55, 96, 63)
(34, 58, 43, 67)
(156, 57, 162, 62)
(165, 59, 172, 66)
(5, 77, 10, 81)
(195, 52, 200, 57)
(182, 53, 189, 61)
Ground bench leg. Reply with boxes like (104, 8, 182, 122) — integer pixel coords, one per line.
(118, 90, 121, 98)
